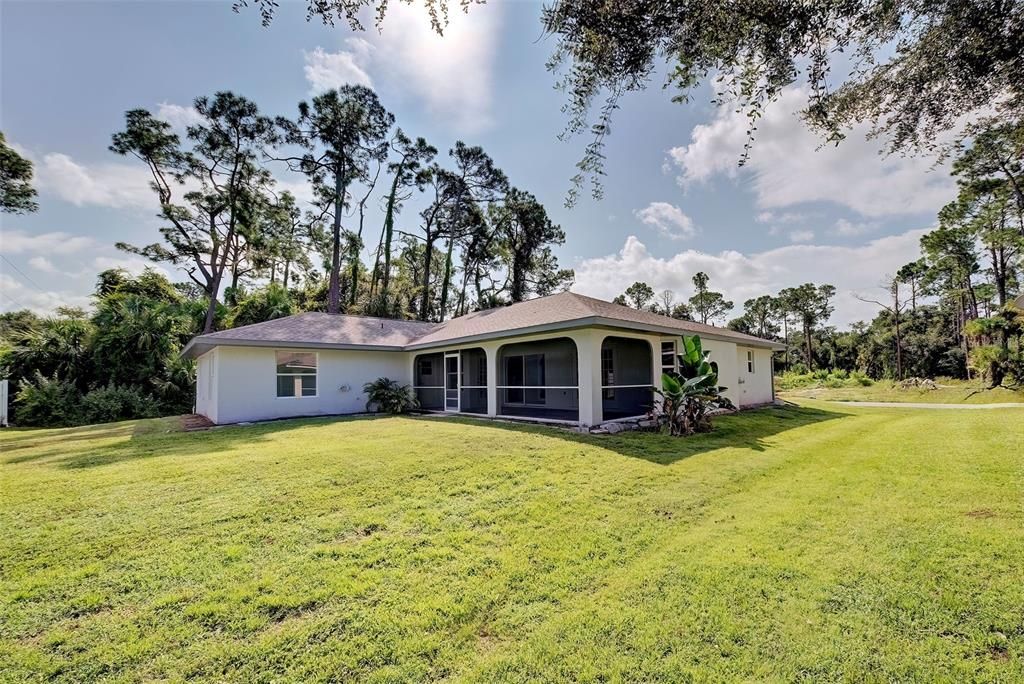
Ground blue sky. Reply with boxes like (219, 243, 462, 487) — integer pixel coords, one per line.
(0, 0, 957, 325)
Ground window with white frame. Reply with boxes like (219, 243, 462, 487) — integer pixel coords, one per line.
(276, 351, 317, 397)
(746, 350, 755, 373)
(601, 346, 615, 399)
(660, 340, 676, 375)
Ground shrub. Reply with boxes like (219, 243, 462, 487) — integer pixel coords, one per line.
(776, 370, 875, 391)
(363, 378, 418, 414)
(14, 372, 84, 427)
(80, 385, 161, 424)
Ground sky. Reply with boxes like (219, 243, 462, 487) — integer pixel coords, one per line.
(0, 0, 958, 326)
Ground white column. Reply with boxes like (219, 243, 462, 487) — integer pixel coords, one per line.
(485, 342, 499, 417)
(574, 330, 603, 427)
(650, 337, 664, 413)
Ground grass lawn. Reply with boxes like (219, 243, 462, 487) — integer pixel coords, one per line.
(781, 378, 1024, 404)
(1, 403, 1022, 682)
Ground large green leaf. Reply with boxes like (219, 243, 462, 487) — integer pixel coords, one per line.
(661, 372, 682, 394)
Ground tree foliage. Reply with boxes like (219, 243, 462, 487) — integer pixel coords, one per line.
(0, 130, 38, 213)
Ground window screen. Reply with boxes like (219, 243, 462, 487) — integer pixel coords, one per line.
(276, 351, 317, 397)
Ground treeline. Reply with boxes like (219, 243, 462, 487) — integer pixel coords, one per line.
(0, 270, 200, 426)
(109, 86, 573, 331)
(0, 85, 575, 426)
(612, 124, 1024, 388)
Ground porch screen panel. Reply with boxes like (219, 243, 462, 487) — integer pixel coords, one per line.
(497, 337, 578, 421)
(459, 348, 488, 414)
(601, 337, 654, 420)
(413, 353, 444, 410)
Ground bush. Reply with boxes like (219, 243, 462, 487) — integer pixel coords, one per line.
(80, 384, 161, 424)
(14, 372, 84, 427)
(14, 372, 164, 427)
(776, 370, 875, 391)
(363, 378, 418, 414)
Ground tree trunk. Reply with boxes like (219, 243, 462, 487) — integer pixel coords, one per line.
(804, 321, 813, 371)
(369, 229, 385, 296)
(328, 164, 346, 315)
(438, 237, 455, 320)
(381, 167, 402, 295)
(894, 312, 903, 380)
(783, 317, 790, 372)
(419, 231, 435, 321)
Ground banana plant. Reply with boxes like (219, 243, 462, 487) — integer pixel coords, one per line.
(655, 371, 714, 436)
(676, 334, 725, 394)
(656, 334, 732, 435)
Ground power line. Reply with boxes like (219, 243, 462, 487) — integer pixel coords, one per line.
(0, 254, 46, 293)
(0, 287, 32, 312)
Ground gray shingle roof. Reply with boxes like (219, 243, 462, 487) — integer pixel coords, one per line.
(183, 292, 783, 358)
(408, 291, 780, 347)
(194, 312, 438, 348)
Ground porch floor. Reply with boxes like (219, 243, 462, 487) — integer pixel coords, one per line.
(498, 406, 580, 422)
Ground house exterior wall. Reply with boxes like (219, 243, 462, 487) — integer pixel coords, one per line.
(207, 345, 409, 424)
(194, 328, 777, 425)
(194, 348, 219, 424)
(699, 338, 740, 407)
(735, 346, 775, 406)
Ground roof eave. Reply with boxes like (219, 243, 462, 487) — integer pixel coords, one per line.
(404, 316, 785, 351)
(181, 336, 407, 359)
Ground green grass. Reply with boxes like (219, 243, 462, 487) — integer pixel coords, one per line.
(1, 403, 1022, 682)
(782, 378, 1024, 404)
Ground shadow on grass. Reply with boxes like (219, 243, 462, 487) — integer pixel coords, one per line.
(425, 402, 850, 465)
(1, 415, 373, 470)
(2, 404, 849, 471)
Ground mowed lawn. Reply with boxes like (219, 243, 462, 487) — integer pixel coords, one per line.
(1, 403, 1022, 682)
(782, 379, 1024, 405)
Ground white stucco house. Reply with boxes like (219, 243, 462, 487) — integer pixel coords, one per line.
(182, 291, 785, 426)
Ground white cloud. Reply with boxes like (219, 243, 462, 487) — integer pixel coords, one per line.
(301, 4, 502, 133)
(634, 202, 697, 240)
(376, 3, 501, 132)
(834, 218, 879, 236)
(34, 152, 156, 210)
(156, 102, 203, 131)
(667, 87, 955, 218)
(757, 210, 808, 224)
(573, 230, 928, 327)
(0, 273, 92, 315)
(93, 255, 169, 277)
(303, 40, 374, 93)
(788, 229, 815, 243)
(28, 256, 59, 274)
(0, 229, 97, 255)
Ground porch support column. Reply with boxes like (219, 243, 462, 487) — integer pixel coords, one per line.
(574, 329, 603, 427)
(650, 337, 664, 414)
(485, 343, 499, 417)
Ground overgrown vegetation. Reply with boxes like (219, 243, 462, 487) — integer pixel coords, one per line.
(777, 369, 875, 391)
(2, 405, 1022, 680)
(0, 269, 201, 427)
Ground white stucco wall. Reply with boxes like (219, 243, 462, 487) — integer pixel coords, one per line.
(194, 329, 777, 425)
(203, 345, 410, 424)
(700, 338, 740, 407)
(194, 348, 218, 424)
(735, 346, 775, 406)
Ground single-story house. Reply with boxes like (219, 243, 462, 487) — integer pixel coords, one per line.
(182, 291, 785, 426)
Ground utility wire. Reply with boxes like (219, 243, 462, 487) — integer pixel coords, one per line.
(0, 254, 46, 293)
